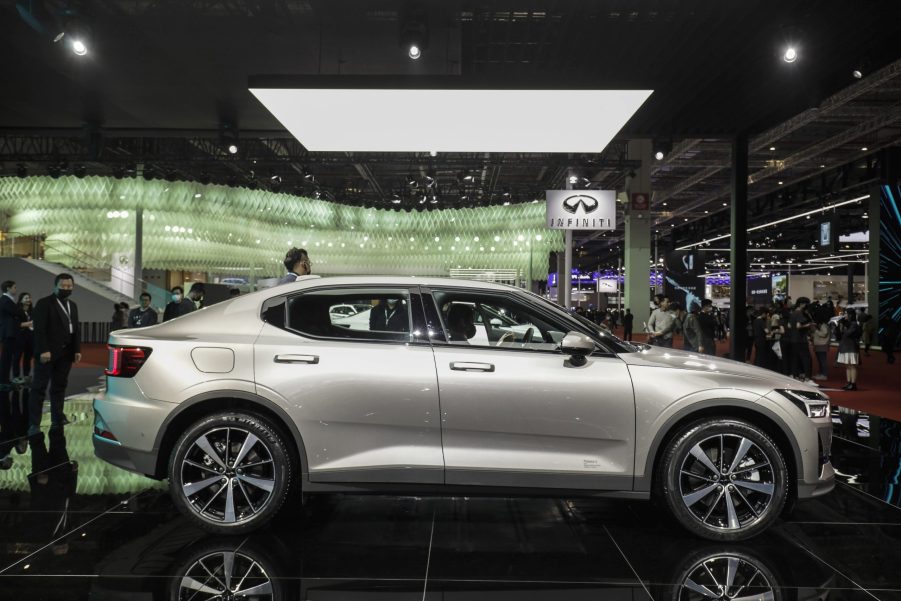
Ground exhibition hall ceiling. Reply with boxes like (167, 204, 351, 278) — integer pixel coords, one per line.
(0, 0, 898, 268)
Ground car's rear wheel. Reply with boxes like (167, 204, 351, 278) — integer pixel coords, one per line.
(659, 418, 788, 541)
(168, 411, 294, 534)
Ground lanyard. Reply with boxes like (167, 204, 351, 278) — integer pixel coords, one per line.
(56, 297, 73, 334)
(385, 308, 396, 326)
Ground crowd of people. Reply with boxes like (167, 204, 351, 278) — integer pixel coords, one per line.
(629, 292, 894, 392)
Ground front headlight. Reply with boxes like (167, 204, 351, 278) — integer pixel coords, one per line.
(776, 389, 830, 418)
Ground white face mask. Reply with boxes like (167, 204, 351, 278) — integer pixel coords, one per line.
(172, 293, 182, 302)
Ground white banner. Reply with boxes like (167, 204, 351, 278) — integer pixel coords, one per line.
(546, 190, 616, 230)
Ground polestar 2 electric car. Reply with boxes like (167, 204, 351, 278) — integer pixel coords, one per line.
(93, 276, 833, 540)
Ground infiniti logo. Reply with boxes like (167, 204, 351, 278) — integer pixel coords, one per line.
(562, 195, 599, 214)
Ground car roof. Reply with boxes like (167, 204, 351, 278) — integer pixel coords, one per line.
(276, 275, 521, 293)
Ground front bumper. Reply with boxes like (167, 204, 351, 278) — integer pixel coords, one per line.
(797, 419, 835, 499)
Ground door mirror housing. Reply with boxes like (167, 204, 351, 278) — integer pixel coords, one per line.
(489, 317, 503, 326)
(560, 331, 595, 366)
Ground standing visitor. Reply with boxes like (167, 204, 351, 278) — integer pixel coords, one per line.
(163, 286, 195, 322)
(12, 292, 35, 384)
(836, 309, 862, 391)
(811, 316, 831, 381)
(128, 293, 158, 328)
(647, 296, 676, 348)
(28, 274, 81, 436)
(278, 247, 312, 285)
(622, 309, 634, 341)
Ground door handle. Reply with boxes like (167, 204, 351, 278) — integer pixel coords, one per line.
(450, 361, 495, 372)
(274, 354, 319, 364)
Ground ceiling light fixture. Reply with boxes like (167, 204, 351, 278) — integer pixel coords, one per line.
(852, 69, 863, 79)
(249, 82, 652, 153)
(783, 46, 798, 63)
(408, 45, 421, 60)
(71, 39, 87, 55)
(676, 193, 870, 250)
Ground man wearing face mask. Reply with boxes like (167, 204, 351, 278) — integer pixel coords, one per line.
(128, 293, 158, 328)
(27, 274, 81, 436)
(163, 286, 195, 322)
(368, 297, 408, 332)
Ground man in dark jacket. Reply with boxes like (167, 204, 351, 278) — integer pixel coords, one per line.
(28, 273, 81, 435)
(368, 298, 408, 332)
(163, 286, 195, 322)
(128, 293, 158, 328)
(277, 247, 312, 285)
(0, 280, 20, 386)
(622, 308, 634, 341)
(697, 299, 718, 355)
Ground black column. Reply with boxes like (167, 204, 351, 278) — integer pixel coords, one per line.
(729, 133, 749, 360)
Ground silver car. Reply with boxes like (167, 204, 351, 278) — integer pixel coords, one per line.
(93, 276, 834, 540)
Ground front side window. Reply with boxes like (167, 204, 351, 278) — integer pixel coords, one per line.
(429, 289, 567, 351)
(286, 288, 413, 342)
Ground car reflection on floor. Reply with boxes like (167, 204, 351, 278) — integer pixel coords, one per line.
(0, 403, 898, 599)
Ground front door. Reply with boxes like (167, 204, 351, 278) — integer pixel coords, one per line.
(426, 288, 635, 490)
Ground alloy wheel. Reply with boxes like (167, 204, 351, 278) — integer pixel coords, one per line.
(179, 427, 276, 525)
(178, 549, 273, 601)
(679, 434, 776, 531)
(678, 553, 776, 601)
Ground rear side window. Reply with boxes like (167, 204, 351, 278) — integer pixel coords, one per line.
(286, 288, 413, 342)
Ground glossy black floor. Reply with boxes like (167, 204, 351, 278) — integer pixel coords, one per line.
(1, 403, 900, 601)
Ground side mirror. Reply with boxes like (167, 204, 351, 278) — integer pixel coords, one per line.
(490, 317, 503, 326)
(560, 331, 595, 366)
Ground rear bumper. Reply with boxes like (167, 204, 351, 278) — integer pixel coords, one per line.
(92, 388, 174, 478)
(92, 432, 159, 477)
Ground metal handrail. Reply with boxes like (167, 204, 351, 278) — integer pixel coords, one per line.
(1, 231, 170, 307)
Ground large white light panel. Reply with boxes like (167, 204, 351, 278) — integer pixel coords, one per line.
(249, 88, 653, 153)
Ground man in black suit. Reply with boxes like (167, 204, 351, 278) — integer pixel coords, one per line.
(28, 274, 81, 436)
(368, 298, 408, 333)
(0, 280, 20, 386)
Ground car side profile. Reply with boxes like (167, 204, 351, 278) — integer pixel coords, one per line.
(93, 277, 834, 540)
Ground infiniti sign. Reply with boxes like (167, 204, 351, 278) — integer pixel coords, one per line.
(546, 189, 616, 230)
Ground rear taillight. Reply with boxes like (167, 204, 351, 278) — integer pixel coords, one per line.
(105, 345, 153, 378)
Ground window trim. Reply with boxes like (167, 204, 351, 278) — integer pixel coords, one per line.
(260, 284, 429, 347)
(421, 286, 617, 357)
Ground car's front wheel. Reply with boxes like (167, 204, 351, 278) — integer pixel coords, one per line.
(168, 411, 294, 534)
(659, 418, 788, 540)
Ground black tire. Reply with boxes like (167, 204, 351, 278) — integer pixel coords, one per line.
(655, 544, 782, 601)
(169, 536, 289, 601)
(658, 418, 788, 541)
(168, 411, 294, 535)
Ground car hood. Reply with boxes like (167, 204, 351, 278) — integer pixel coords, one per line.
(617, 345, 822, 394)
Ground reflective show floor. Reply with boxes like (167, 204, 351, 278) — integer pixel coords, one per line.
(1, 402, 900, 600)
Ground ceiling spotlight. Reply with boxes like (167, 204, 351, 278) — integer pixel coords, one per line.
(270, 174, 282, 183)
(71, 39, 88, 56)
(783, 46, 797, 63)
(401, 6, 428, 61)
(194, 192, 202, 199)
(769, 146, 776, 151)
(653, 139, 672, 161)
(861, 146, 868, 152)
(852, 69, 863, 79)
(227, 144, 238, 154)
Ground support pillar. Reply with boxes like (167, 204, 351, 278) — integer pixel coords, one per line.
(624, 140, 652, 326)
(134, 207, 143, 301)
(729, 134, 749, 360)
(556, 251, 565, 305)
(561, 169, 575, 310)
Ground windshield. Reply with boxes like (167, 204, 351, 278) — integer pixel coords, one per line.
(517, 289, 642, 353)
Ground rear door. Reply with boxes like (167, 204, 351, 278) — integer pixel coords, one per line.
(254, 285, 443, 484)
